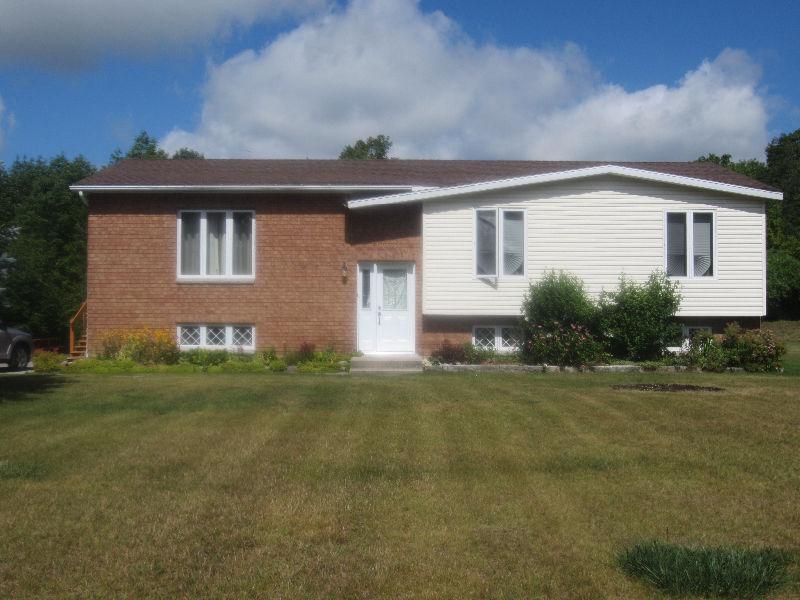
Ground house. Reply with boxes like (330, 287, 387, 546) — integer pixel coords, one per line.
(69, 159, 781, 357)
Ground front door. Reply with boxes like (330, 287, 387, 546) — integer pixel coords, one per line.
(357, 262, 415, 354)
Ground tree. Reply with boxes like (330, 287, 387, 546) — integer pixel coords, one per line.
(0, 156, 95, 336)
(765, 130, 800, 238)
(339, 135, 393, 160)
(171, 148, 205, 160)
(110, 131, 168, 163)
(110, 131, 204, 163)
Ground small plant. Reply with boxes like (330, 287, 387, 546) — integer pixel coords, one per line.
(618, 540, 791, 598)
(179, 349, 229, 370)
(32, 350, 67, 373)
(268, 359, 287, 372)
(298, 342, 316, 362)
(599, 272, 682, 360)
(430, 340, 468, 364)
(722, 323, 786, 372)
(258, 347, 278, 362)
(296, 348, 351, 372)
(520, 322, 606, 367)
(99, 328, 180, 364)
(685, 331, 729, 372)
(522, 270, 597, 330)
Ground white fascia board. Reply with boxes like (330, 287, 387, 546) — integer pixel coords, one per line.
(69, 184, 430, 193)
(347, 164, 782, 209)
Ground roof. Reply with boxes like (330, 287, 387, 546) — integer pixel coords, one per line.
(72, 158, 779, 196)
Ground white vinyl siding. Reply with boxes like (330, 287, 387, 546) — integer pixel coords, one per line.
(423, 176, 766, 317)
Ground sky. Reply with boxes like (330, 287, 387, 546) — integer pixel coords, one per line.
(0, 0, 797, 167)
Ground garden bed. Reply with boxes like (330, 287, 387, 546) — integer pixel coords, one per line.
(426, 363, 748, 373)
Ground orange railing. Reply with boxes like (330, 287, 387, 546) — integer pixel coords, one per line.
(69, 301, 87, 356)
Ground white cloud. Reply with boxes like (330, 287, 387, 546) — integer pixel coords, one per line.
(0, 0, 326, 69)
(163, 0, 770, 161)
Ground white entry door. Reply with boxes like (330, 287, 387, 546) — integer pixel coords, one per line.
(357, 262, 415, 354)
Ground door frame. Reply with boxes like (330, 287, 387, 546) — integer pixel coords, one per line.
(356, 261, 416, 355)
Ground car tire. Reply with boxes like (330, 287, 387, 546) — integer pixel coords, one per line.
(9, 345, 30, 371)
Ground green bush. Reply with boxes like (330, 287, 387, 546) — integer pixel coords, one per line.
(296, 349, 350, 373)
(220, 359, 266, 373)
(618, 540, 791, 598)
(430, 341, 496, 365)
(520, 323, 606, 367)
(722, 323, 786, 372)
(684, 331, 729, 372)
(258, 347, 278, 362)
(32, 350, 67, 373)
(99, 329, 180, 365)
(179, 348, 230, 368)
(522, 270, 597, 329)
(599, 272, 682, 360)
(268, 359, 287, 372)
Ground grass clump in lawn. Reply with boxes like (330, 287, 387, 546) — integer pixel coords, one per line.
(618, 540, 792, 598)
(0, 459, 44, 480)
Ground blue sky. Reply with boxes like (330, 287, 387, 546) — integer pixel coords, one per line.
(0, 0, 797, 167)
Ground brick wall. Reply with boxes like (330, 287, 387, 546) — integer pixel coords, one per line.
(87, 193, 425, 355)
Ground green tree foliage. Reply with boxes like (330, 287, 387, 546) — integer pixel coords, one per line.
(110, 131, 204, 163)
(0, 155, 95, 336)
(171, 148, 205, 159)
(339, 134, 393, 159)
(765, 130, 800, 238)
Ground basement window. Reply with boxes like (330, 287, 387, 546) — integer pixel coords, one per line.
(177, 324, 255, 352)
(473, 325, 521, 353)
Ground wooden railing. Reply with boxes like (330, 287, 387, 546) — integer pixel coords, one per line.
(69, 301, 87, 356)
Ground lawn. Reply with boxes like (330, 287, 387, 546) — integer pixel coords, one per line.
(1, 371, 799, 599)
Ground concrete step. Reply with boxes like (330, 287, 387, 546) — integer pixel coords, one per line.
(350, 354, 424, 373)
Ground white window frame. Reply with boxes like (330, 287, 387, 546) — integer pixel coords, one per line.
(177, 210, 256, 281)
(473, 207, 527, 280)
(664, 210, 717, 280)
(177, 324, 256, 352)
(472, 325, 521, 353)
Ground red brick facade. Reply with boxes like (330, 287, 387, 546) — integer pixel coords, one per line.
(87, 192, 445, 355)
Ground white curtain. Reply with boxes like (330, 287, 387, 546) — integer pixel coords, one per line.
(180, 213, 200, 275)
(206, 213, 226, 275)
(693, 213, 713, 276)
(503, 211, 524, 275)
(232, 212, 252, 275)
(666, 213, 687, 277)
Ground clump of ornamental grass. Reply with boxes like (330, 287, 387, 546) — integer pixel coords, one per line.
(618, 540, 792, 598)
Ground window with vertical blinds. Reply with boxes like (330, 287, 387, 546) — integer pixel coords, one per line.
(178, 210, 254, 279)
(502, 210, 524, 276)
(476, 209, 497, 276)
(666, 212, 714, 278)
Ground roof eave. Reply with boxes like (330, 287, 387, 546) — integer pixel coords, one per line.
(68, 184, 432, 194)
(346, 165, 782, 209)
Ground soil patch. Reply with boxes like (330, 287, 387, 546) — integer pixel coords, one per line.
(613, 383, 725, 393)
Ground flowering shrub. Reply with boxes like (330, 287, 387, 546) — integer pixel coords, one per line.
(520, 323, 607, 367)
(722, 323, 786, 372)
(99, 329, 180, 365)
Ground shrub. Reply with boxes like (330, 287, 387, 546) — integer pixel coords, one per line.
(684, 331, 729, 372)
(618, 540, 791, 598)
(220, 359, 265, 373)
(99, 328, 180, 365)
(296, 348, 351, 373)
(32, 350, 67, 373)
(599, 272, 682, 360)
(268, 359, 287, 372)
(429, 340, 468, 364)
(258, 347, 278, 362)
(722, 323, 786, 372)
(520, 323, 606, 367)
(298, 342, 316, 362)
(179, 348, 229, 369)
(521, 270, 597, 330)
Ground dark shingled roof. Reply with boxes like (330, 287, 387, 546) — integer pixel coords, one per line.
(74, 158, 777, 193)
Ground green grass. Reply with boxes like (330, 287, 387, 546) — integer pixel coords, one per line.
(1, 371, 799, 598)
(619, 541, 791, 598)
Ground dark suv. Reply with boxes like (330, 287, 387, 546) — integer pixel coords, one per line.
(0, 321, 33, 370)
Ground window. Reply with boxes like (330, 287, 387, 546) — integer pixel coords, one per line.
(475, 208, 525, 277)
(178, 210, 254, 279)
(360, 268, 371, 309)
(473, 325, 521, 353)
(177, 324, 255, 351)
(666, 211, 714, 278)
